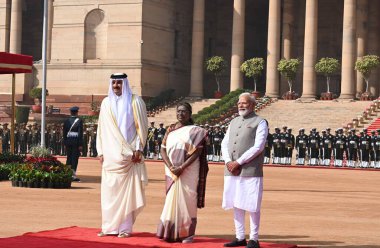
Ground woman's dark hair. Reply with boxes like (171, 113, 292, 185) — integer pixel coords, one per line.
(176, 102, 194, 124)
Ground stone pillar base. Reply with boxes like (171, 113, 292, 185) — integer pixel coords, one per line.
(339, 94, 356, 100)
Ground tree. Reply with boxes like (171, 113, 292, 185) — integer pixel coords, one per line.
(205, 56, 227, 92)
(277, 58, 301, 93)
(355, 55, 380, 93)
(315, 57, 340, 93)
(240, 57, 265, 92)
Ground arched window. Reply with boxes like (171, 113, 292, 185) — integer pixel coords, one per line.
(84, 9, 107, 61)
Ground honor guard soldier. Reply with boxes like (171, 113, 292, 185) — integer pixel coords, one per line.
(18, 123, 28, 154)
(212, 124, 224, 162)
(31, 123, 40, 147)
(272, 127, 281, 164)
(373, 129, 380, 168)
(205, 124, 214, 161)
(295, 128, 308, 165)
(147, 121, 157, 159)
(359, 129, 371, 168)
(308, 128, 320, 165)
(26, 124, 33, 153)
(48, 124, 57, 155)
(285, 128, 295, 165)
(89, 124, 98, 157)
(320, 129, 334, 166)
(370, 130, 376, 168)
(54, 123, 63, 155)
(156, 123, 166, 159)
(334, 128, 346, 167)
(13, 124, 19, 154)
(81, 124, 89, 157)
(264, 128, 273, 164)
(1, 123, 10, 153)
(63, 106, 84, 182)
(346, 129, 359, 167)
(279, 126, 288, 164)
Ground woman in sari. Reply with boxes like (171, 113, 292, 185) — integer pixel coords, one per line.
(156, 102, 209, 243)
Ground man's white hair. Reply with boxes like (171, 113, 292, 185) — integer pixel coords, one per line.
(239, 92, 256, 104)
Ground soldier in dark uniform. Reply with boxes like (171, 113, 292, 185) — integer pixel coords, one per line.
(346, 129, 359, 167)
(334, 128, 346, 167)
(147, 121, 157, 159)
(320, 128, 334, 166)
(13, 124, 19, 154)
(2, 123, 10, 153)
(156, 123, 166, 159)
(279, 126, 288, 164)
(308, 128, 320, 165)
(359, 129, 371, 168)
(370, 130, 376, 168)
(26, 124, 33, 153)
(31, 123, 40, 147)
(272, 127, 281, 164)
(373, 129, 380, 168)
(212, 124, 224, 162)
(81, 124, 89, 157)
(205, 124, 214, 161)
(60, 123, 66, 155)
(18, 123, 28, 154)
(284, 128, 295, 165)
(63, 106, 83, 182)
(295, 128, 308, 165)
(264, 128, 273, 164)
(54, 123, 63, 155)
(89, 124, 98, 157)
(47, 124, 56, 155)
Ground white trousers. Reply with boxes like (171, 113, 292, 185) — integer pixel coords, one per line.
(233, 207, 260, 241)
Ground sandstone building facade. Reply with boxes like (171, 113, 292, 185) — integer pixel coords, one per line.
(0, 0, 379, 105)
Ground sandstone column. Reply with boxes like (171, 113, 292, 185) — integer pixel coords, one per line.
(9, 0, 22, 53)
(47, 0, 54, 61)
(265, 0, 281, 98)
(301, 0, 318, 99)
(282, 0, 294, 60)
(340, 0, 357, 99)
(367, 0, 379, 96)
(230, 0, 245, 91)
(189, 0, 205, 97)
(356, 0, 368, 94)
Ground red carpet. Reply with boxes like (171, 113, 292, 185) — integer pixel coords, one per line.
(0, 226, 299, 248)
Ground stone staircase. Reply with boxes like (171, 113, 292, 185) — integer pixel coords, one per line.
(258, 100, 371, 132)
(148, 98, 219, 125)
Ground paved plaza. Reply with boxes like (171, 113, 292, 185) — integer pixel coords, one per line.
(1, 158, 380, 247)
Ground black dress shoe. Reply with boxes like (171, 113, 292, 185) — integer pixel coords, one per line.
(246, 239, 260, 248)
(224, 239, 247, 247)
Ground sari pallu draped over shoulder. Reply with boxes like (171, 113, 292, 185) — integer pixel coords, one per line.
(157, 125, 209, 242)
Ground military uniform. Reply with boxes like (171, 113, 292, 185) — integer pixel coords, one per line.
(370, 130, 377, 168)
(320, 129, 334, 166)
(89, 125, 98, 157)
(373, 130, 380, 168)
(31, 124, 41, 147)
(63, 107, 84, 181)
(212, 125, 224, 162)
(308, 128, 320, 165)
(18, 124, 28, 154)
(55, 124, 63, 155)
(264, 129, 273, 164)
(1, 124, 10, 153)
(205, 125, 214, 161)
(272, 128, 281, 164)
(346, 129, 359, 167)
(279, 126, 288, 164)
(82, 125, 89, 157)
(295, 129, 308, 165)
(147, 122, 158, 159)
(359, 130, 371, 168)
(156, 123, 166, 159)
(284, 129, 295, 165)
(13, 125, 19, 154)
(334, 129, 346, 167)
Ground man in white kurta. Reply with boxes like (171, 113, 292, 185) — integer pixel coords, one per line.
(221, 93, 268, 248)
(96, 73, 148, 238)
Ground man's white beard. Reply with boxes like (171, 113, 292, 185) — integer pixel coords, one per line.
(238, 109, 249, 117)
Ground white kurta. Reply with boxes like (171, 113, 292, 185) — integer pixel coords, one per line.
(221, 119, 267, 212)
(96, 95, 148, 234)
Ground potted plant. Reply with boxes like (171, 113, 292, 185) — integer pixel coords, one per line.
(240, 57, 265, 98)
(355, 55, 380, 101)
(88, 100, 100, 116)
(29, 87, 49, 113)
(315, 57, 340, 100)
(277, 58, 301, 100)
(205, 56, 227, 98)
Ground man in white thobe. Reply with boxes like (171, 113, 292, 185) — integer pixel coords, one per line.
(221, 93, 268, 248)
(96, 73, 148, 238)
